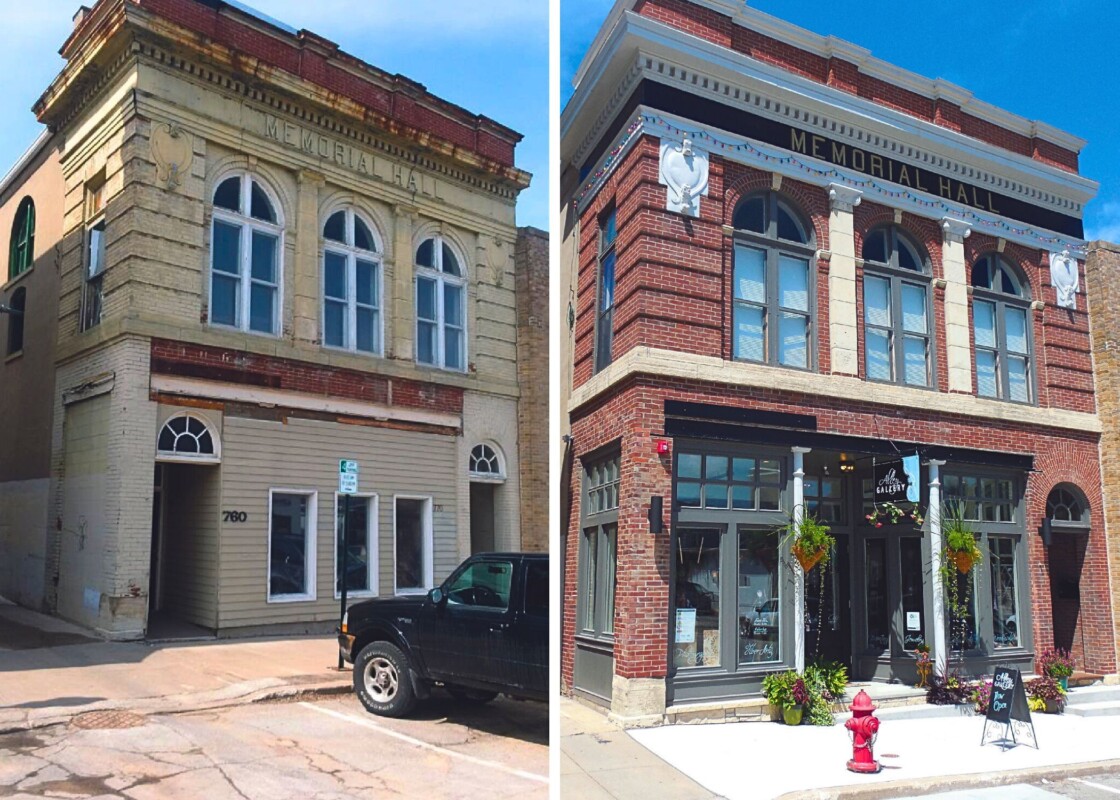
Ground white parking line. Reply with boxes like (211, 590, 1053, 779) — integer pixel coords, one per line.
(299, 702, 549, 785)
(1071, 778, 1120, 796)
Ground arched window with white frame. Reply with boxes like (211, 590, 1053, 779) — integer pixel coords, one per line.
(415, 235, 466, 371)
(469, 443, 506, 482)
(156, 412, 221, 463)
(210, 173, 283, 335)
(971, 253, 1034, 404)
(322, 208, 382, 355)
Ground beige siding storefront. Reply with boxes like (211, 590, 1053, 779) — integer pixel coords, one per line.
(215, 415, 459, 632)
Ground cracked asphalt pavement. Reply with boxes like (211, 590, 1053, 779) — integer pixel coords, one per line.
(0, 692, 548, 799)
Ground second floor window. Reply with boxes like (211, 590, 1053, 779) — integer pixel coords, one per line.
(415, 235, 465, 371)
(322, 208, 381, 355)
(594, 209, 617, 374)
(862, 226, 933, 387)
(731, 192, 815, 369)
(8, 197, 34, 281)
(81, 181, 106, 332)
(972, 254, 1033, 403)
(210, 173, 283, 336)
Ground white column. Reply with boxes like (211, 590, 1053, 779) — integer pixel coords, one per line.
(827, 184, 862, 376)
(941, 218, 972, 393)
(792, 446, 811, 673)
(928, 459, 948, 678)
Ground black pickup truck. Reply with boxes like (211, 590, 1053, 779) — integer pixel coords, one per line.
(338, 552, 548, 717)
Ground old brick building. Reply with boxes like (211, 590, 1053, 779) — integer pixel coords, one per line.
(0, 0, 543, 639)
(561, 0, 1112, 725)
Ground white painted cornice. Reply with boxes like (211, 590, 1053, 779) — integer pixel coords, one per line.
(563, 13, 1097, 215)
(567, 3, 1088, 162)
(568, 347, 1101, 435)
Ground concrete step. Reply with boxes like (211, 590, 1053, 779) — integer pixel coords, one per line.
(1064, 700, 1120, 717)
(1064, 684, 1120, 706)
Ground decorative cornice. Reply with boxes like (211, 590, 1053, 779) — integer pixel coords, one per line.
(573, 110, 1088, 257)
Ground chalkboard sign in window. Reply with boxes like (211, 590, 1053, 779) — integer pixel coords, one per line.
(981, 667, 1037, 749)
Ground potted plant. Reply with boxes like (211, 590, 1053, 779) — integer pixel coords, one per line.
(914, 642, 932, 688)
(942, 505, 982, 574)
(780, 510, 835, 573)
(1026, 676, 1067, 714)
(762, 670, 810, 725)
(866, 501, 924, 529)
(1038, 647, 1075, 691)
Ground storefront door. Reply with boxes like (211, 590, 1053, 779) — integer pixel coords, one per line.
(806, 535, 850, 668)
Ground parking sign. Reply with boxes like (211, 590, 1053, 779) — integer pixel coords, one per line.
(339, 459, 359, 494)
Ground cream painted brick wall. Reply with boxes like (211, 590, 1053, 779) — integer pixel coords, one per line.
(48, 336, 157, 638)
(460, 392, 522, 557)
(0, 479, 50, 608)
(827, 201, 858, 376)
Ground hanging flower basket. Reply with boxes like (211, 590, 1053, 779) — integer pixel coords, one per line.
(793, 542, 827, 573)
(951, 549, 975, 574)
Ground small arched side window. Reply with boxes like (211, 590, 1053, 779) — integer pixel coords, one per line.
(1046, 484, 1088, 527)
(861, 225, 934, 387)
(156, 413, 221, 463)
(6, 287, 25, 355)
(210, 173, 283, 335)
(469, 443, 505, 481)
(322, 208, 382, 355)
(971, 253, 1033, 404)
(415, 235, 466, 371)
(731, 191, 815, 369)
(8, 197, 34, 280)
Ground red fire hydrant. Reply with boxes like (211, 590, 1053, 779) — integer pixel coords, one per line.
(845, 689, 881, 773)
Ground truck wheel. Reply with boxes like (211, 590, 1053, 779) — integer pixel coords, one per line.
(353, 641, 416, 717)
(447, 686, 499, 704)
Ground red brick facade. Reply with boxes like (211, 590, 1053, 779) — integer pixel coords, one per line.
(563, 0, 1111, 707)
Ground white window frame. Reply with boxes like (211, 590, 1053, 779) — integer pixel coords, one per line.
(154, 411, 222, 465)
(468, 441, 507, 484)
(209, 171, 285, 337)
(266, 488, 318, 603)
(392, 494, 434, 595)
(333, 492, 379, 600)
(321, 208, 384, 356)
(415, 235, 467, 372)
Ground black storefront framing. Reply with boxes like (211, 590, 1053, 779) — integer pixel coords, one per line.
(663, 406, 1036, 705)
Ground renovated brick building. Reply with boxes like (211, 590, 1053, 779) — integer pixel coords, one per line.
(561, 0, 1112, 725)
(0, 0, 541, 639)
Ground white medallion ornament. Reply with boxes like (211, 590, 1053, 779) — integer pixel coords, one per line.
(1050, 249, 1079, 310)
(659, 137, 709, 217)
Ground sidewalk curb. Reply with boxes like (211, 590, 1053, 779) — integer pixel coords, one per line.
(776, 758, 1120, 799)
(0, 677, 351, 736)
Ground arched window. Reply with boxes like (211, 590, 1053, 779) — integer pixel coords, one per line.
(8, 197, 34, 280)
(210, 173, 283, 335)
(322, 208, 382, 355)
(156, 413, 221, 463)
(861, 226, 933, 387)
(6, 287, 25, 355)
(469, 443, 505, 481)
(972, 253, 1033, 403)
(731, 192, 815, 369)
(415, 235, 465, 371)
(1046, 484, 1088, 527)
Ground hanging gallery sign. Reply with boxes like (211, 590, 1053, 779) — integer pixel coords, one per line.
(873, 455, 920, 503)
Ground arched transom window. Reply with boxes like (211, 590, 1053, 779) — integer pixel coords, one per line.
(415, 235, 465, 371)
(210, 173, 283, 335)
(8, 197, 34, 280)
(157, 414, 220, 462)
(323, 208, 382, 355)
(1046, 485, 1088, 527)
(861, 226, 933, 387)
(469, 443, 505, 481)
(972, 253, 1033, 403)
(731, 192, 815, 369)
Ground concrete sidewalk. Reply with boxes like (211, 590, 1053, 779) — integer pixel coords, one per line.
(0, 599, 350, 734)
(561, 697, 720, 799)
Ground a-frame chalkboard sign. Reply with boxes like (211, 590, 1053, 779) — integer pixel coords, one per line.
(981, 666, 1037, 749)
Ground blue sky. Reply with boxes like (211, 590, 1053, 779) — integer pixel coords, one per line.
(562, 0, 1120, 242)
(1, 0, 548, 230)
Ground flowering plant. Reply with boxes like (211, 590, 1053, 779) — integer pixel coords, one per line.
(1038, 647, 1075, 679)
(1026, 676, 1067, 713)
(865, 501, 924, 528)
(971, 679, 993, 714)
